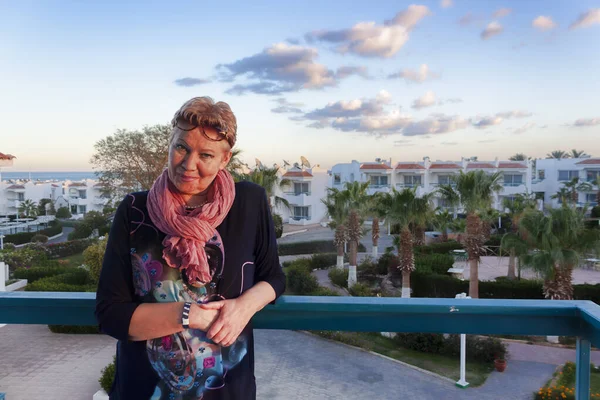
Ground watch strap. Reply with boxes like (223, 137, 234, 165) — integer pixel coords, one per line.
(181, 302, 191, 329)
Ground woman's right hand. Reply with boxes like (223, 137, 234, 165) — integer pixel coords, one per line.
(189, 303, 219, 331)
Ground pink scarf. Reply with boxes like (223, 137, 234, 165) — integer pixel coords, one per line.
(147, 169, 236, 285)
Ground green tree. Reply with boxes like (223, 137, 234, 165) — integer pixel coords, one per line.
(551, 187, 571, 206)
(502, 193, 537, 280)
(55, 206, 72, 219)
(546, 150, 569, 159)
(433, 209, 454, 242)
(383, 188, 434, 298)
(562, 177, 592, 205)
(241, 166, 291, 211)
(322, 188, 349, 269)
(227, 148, 246, 182)
(37, 198, 53, 216)
(84, 237, 108, 283)
(368, 192, 388, 258)
(18, 199, 37, 218)
(509, 153, 527, 161)
(570, 149, 588, 158)
(438, 170, 503, 298)
(517, 208, 600, 299)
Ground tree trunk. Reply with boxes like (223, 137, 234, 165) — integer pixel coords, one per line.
(372, 218, 380, 259)
(543, 264, 574, 300)
(413, 225, 425, 246)
(441, 230, 448, 242)
(399, 227, 414, 298)
(571, 190, 578, 205)
(465, 213, 484, 299)
(596, 189, 600, 205)
(334, 224, 347, 269)
(336, 244, 344, 269)
(348, 240, 358, 287)
(507, 248, 517, 280)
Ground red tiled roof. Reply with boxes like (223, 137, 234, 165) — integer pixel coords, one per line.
(429, 163, 461, 169)
(68, 182, 87, 187)
(6, 184, 25, 189)
(283, 171, 313, 177)
(498, 162, 527, 169)
(576, 159, 600, 165)
(0, 152, 16, 160)
(51, 184, 60, 187)
(467, 163, 496, 169)
(360, 163, 392, 170)
(395, 163, 425, 170)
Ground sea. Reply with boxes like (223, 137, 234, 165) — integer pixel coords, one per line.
(0, 171, 99, 182)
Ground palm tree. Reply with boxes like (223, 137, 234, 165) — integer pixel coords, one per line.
(551, 187, 571, 206)
(368, 192, 388, 258)
(385, 188, 434, 298)
(546, 150, 569, 159)
(18, 199, 37, 218)
(517, 207, 600, 299)
(227, 148, 246, 182)
(241, 166, 291, 211)
(570, 149, 588, 159)
(433, 209, 453, 242)
(563, 177, 593, 205)
(339, 182, 370, 286)
(502, 193, 537, 279)
(322, 188, 349, 269)
(509, 153, 527, 161)
(438, 170, 503, 298)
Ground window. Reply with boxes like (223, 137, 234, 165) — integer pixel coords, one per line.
(438, 175, 451, 185)
(558, 170, 579, 181)
(586, 193, 597, 203)
(587, 170, 600, 183)
(537, 169, 545, 180)
(370, 175, 388, 187)
(70, 205, 78, 214)
(79, 190, 87, 199)
(294, 182, 310, 195)
(293, 206, 310, 220)
(503, 174, 523, 186)
(333, 173, 341, 184)
(17, 193, 25, 201)
(78, 205, 87, 214)
(404, 175, 422, 186)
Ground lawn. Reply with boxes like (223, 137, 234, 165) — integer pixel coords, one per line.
(58, 252, 85, 267)
(535, 362, 600, 399)
(310, 331, 493, 387)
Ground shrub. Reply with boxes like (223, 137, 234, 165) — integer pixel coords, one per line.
(84, 237, 108, 283)
(13, 266, 72, 283)
(377, 251, 398, 275)
(2, 243, 16, 251)
(574, 284, 600, 304)
(98, 225, 111, 237)
(309, 287, 341, 296)
(414, 241, 463, 255)
(31, 234, 49, 243)
(68, 223, 93, 240)
(411, 271, 468, 298)
(3, 223, 62, 245)
(479, 279, 544, 300)
(278, 240, 366, 256)
(414, 253, 454, 275)
(25, 269, 95, 292)
(328, 268, 348, 289)
(45, 238, 97, 258)
(348, 282, 373, 297)
(49, 325, 100, 334)
(55, 207, 72, 218)
(357, 257, 381, 279)
(272, 213, 283, 238)
(309, 253, 337, 270)
(99, 356, 116, 394)
(285, 261, 319, 294)
(0, 245, 51, 272)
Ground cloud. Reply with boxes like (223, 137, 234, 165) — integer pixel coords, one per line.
(303, 90, 391, 120)
(305, 5, 431, 58)
(492, 8, 512, 18)
(335, 66, 370, 79)
(404, 115, 469, 136)
(496, 110, 532, 119)
(441, 141, 459, 145)
(481, 21, 503, 39)
(173, 77, 210, 87)
(440, 0, 453, 8)
(471, 115, 503, 128)
(478, 139, 497, 143)
(514, 122, 536, 134)
(569, 9, 600, 30)
(286, 37, 301, 45)
(218, 43, 340, 95)
(573, 117, 600, 127)
(458, 12, 475, 26)
(532, 16, 558, 31)
(271, 98, 304, 114)
(387, 64, 439, 83)
(412, 91, 437, 109)
(307, 121, 329, 129)
(438, 97, 463, 105)
(394, 139, 413, 145)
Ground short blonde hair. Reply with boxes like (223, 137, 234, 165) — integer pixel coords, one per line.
(171, 97, 237, 148)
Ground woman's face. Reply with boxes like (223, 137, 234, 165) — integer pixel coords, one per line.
(168, 125, 232, 202)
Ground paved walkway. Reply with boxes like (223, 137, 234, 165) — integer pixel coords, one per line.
(0, 323, 588, 400)
(46, 227, 74, 244)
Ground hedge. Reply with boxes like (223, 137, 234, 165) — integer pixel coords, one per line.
(278, 240, 366, 256)
(25, 269, 96, 292)
(13, 266, 73, 283)
(99, 356, 116, 393)
(414, 241, 463, 255)
(45, 238, 97, 258)
(285, 260, 320, 294)
(414, 253, 454, 275)
(328, 268, 348, 289)
(4, 223, 63, 245)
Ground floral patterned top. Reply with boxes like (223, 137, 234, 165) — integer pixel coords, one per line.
(95, 182, 286, 400)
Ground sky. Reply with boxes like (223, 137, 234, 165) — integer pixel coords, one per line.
(1, 0, 599, 171)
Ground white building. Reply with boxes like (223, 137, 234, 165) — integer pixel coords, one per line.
(0, 179, 109, 219)
(532, 158, 600, 208)
(274, 166, 329, 225)
(329, 157, 533, 212)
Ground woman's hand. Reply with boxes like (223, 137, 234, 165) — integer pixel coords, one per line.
(199, 298, 255, 347)
(189, 304, 220, 332)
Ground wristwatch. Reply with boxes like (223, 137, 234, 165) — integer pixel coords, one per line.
(181, 302, 192, 329)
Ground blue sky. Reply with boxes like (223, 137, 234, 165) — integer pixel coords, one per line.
(1, 0, 599, 171)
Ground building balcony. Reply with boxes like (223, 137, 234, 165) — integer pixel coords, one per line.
(285, 192, 311, 206)
(1, 292, 599, 399)
(93, 197, 109, 205)
(69, 197, 88, 206)
(396, 183, 424, 189)
(289, 215, 312, 225)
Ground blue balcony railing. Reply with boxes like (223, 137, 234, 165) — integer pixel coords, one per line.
(396, 183, 423, 188)
(368, 184, 390, 189)
(1, 293, 600, 399)
(502, 182, 525, 187)
(284, 191, 311, 196)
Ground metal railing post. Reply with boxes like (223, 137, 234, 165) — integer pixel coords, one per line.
(576, 337, 591, 400)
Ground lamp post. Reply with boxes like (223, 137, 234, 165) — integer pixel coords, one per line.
(455, 292, 471, 388)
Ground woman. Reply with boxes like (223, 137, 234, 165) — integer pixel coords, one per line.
(95, 97, 286, 400)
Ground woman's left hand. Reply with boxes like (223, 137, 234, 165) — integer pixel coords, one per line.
(199, 299, 255, 347)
